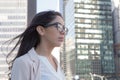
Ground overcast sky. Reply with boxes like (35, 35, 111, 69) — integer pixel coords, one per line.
(37, 0, 59, 12)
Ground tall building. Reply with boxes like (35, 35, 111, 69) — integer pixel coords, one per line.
(61, 0, 116, 80)
(0, 0, 36, 80)
(112, 0, 120, 79)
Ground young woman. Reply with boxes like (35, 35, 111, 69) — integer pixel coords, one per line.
(7, 10, 68, 80)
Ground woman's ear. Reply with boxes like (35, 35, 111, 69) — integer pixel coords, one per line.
(36, 26, 45, 36)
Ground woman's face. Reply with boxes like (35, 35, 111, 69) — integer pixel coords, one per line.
(42, 16, 65, 47)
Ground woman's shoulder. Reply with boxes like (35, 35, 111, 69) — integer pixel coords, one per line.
(13, 48, 39, 66)
(13, 53, 32, 66)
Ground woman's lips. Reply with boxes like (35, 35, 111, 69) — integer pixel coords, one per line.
(58, 37, 64, 42)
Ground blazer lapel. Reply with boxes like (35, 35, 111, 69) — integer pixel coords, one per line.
(27, 48, 40, 80)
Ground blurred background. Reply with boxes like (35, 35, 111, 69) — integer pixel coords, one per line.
(0, 0, 120, 80)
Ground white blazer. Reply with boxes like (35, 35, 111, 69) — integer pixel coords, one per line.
(11, 48, 41, 80)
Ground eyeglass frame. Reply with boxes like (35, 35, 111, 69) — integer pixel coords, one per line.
(44, 22, 68, 34)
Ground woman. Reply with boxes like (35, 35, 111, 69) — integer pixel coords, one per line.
(7, 10, 68, 80)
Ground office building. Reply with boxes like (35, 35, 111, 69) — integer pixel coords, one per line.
(0, 0, 36, 80)
(61, 0, 116, 80)
(112, 0, 120, 79)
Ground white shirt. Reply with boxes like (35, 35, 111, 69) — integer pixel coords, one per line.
(38, 55, 65, 80)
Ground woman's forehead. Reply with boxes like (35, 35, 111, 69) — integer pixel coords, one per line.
(51, 16, 64, 24)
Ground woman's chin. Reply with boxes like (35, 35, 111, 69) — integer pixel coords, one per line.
(55, 44, 61, 47)
(55, 43, 62, 47)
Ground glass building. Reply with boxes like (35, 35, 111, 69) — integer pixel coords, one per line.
(112, 0, 120, 79)
(61, 0, 116, 80)
(0, 0, 36, 80)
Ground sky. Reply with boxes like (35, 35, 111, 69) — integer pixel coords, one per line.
(37, 0, 60, 61)
(37, 0, 59, 13)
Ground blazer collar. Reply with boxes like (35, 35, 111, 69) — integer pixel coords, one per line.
(28, 48, 39, 63)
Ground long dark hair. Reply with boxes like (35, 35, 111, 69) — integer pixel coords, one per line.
(6, 10, 62, 77)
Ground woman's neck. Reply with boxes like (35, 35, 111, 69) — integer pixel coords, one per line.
(35, 43, 54, 57)
(35, 43, 58, 71)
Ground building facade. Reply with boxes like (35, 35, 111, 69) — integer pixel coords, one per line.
(61, 0, 116, 80)
(112, 0, 120, 79)
(0, 0, 36, 80)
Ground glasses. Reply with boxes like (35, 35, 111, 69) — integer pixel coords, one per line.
(45, 22, 68, 34)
